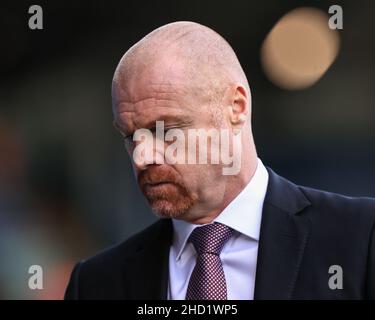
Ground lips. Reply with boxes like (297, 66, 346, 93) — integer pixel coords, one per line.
(142, 181, 178, 200)
(145, 181, 171, 187)
(145, 181, 172, 187)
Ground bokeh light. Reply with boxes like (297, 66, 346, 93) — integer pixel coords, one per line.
(261, 7, 341, 90)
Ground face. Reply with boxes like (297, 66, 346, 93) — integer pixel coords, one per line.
(112, 59, 231, 223)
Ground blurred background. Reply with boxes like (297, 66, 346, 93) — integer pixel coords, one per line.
(0, 0, 374, 299)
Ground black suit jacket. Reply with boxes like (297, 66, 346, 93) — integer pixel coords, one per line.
(65, 167, 375, 299)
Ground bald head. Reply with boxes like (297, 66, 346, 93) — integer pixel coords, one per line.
(112, 21, 251, 117)
(111, 21, 258, 223)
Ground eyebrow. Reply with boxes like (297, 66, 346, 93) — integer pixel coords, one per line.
(113, 114, 193, 138)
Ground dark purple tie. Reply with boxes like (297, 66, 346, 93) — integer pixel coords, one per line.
(185, 222, 234, 300)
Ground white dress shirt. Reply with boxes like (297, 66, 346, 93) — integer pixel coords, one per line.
(168, 158, 269, 300)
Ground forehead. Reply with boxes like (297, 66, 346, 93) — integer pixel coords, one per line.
(115, 74, 210, 123)
(113, 80, 203, 134)
(112, 53, 213, 132)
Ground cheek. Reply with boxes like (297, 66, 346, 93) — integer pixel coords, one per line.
(175, 163, 220, 190)
(173, 164, 200, 189)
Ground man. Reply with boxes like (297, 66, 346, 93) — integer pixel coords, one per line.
(65, 21, 375, 300)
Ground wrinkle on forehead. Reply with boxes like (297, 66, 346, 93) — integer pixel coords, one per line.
(114, 91, 196, 136)
(114, 81, 210, 115)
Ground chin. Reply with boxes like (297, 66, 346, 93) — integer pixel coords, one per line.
(150, 199, 193, 219)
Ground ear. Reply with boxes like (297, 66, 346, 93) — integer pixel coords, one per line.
(224, 84, 249, 133)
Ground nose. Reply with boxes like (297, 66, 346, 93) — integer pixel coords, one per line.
(131, 135, 165, 171)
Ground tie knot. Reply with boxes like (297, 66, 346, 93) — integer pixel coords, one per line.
(189, 223, 234, 255)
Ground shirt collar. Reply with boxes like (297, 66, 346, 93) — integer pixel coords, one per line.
(171, 158, 269, 261)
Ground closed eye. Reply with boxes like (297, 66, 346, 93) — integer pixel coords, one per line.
(123, 123, 191, 142)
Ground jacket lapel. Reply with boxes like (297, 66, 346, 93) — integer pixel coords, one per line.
(123, 219, 172, 299)
(254, 167, 312, 299)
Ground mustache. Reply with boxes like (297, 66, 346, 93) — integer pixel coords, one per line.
(137, 165, 185, 188)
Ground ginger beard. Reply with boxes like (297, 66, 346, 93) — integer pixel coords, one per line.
(138, 165, 198, 218)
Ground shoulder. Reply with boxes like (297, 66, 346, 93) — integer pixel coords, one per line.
(299, 184, 375, 222)
(294, 184, 375, 247)
(265, 166, 375, 225)
(80, 218, 171, 271)
(265, 166, 375, 240)
(65, 219, 172, 300)
(65, 218, 172, 299)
